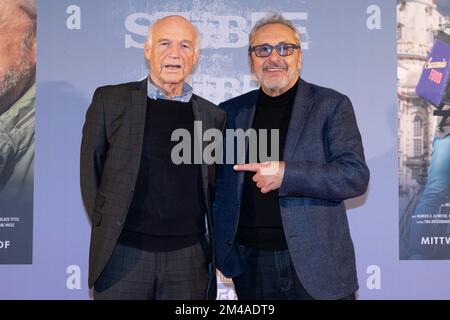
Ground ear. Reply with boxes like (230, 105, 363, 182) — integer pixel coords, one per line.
(297, 49, 303, 71)
(248, 52, 254, 74)
(144, 40, 152, 61)
(193, 49, 199, 66)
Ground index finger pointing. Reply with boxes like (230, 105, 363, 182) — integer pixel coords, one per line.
(233, 163, 262, 172)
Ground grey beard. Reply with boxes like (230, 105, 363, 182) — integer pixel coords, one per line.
(0, 62, 33, 99)
(0, 31, 34, 100)
(261, 77, 288, 91)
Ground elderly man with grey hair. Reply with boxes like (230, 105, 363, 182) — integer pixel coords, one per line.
(80, 15, 225, 300)
(213, 13, 369, 300)
(0, 0, 36, 264)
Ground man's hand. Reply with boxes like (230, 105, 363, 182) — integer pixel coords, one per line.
(233, 161, 285, 194)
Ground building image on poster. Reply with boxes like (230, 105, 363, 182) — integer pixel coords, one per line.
(0, 0, 36, 264)
(398, 0, 450, 260)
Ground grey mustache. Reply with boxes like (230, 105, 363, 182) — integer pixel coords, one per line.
(263, 62, 288, 70)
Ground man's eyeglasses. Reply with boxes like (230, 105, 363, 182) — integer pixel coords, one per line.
(249, 43, 301, 58)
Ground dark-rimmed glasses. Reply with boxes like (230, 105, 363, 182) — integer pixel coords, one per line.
(249, 43, 301, 57)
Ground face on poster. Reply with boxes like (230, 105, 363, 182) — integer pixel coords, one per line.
(0, 0, 36, 265)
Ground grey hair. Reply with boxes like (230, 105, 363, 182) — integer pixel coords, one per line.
(249, 13, 301, 46)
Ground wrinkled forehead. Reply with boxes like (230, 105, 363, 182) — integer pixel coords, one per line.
(252, 23, 298, 45)
(0, 2, 30, 29)
(152, 17, 197, 43)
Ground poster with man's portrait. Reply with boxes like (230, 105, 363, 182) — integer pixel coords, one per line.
(0, 0, 36, 264)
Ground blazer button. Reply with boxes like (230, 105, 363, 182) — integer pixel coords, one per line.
(227, 240, 232, 246)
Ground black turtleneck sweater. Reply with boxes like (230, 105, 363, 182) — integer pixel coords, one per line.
(236, 79, 299, 250)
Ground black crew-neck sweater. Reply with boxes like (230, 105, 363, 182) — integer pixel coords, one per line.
(118, 98, 205, 252)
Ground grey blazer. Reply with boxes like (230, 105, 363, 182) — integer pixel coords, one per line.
(80, 79, 225, 299)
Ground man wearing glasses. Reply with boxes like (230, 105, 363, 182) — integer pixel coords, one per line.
(213, 13, 369, 299)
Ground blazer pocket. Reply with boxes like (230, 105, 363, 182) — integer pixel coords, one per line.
(92, 210, 103, 227)
(94, 192, 106, 210)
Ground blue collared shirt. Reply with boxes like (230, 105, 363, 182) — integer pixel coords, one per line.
(147, 77, 193, 103)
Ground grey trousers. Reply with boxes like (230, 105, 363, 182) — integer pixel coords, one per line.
(93, 241, 209, 300)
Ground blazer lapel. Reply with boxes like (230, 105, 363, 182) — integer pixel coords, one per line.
(235, 92, 258, 209)
(235, 97, 257, 158)
(191, 96, 212, 214)
(283, 78, 314, 160)
(130, 79, 148, 177)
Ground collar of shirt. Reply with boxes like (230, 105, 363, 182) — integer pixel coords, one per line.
(0, 84, 35, 176)
(147, 77, 193, 103)
(0, 84, 35, 134)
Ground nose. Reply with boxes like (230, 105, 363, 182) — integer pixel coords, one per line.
(266, 48, 282, 62)
(167, 43, 181, 59)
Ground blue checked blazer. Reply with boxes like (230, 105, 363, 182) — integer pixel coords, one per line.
(213, 78, 369, 299)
